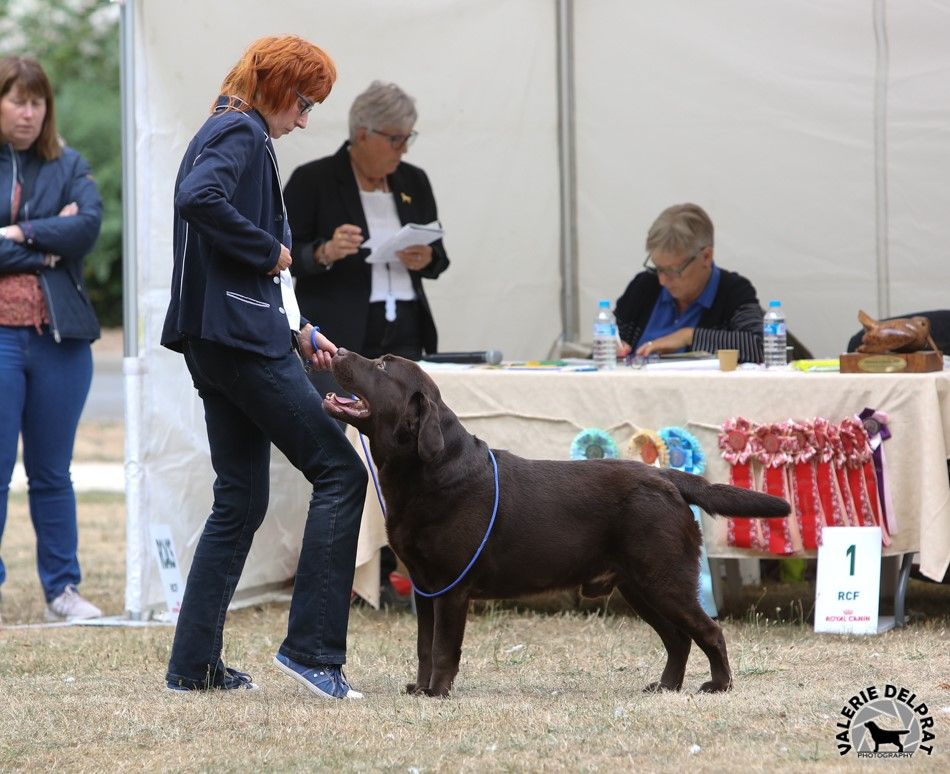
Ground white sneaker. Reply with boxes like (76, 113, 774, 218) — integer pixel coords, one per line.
(45, 585, 102, 622)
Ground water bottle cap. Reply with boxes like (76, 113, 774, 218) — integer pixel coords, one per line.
(768, 299, 781, 307)
(598, 299, 610, 308)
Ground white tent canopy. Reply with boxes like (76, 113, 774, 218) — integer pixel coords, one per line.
(122, 0, 950, 614)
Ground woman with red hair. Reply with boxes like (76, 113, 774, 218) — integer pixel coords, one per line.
(162, 36, 367, 699)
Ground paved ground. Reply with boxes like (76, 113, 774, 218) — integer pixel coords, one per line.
(11, 329, 125, 493)
(83, 329, 124, 423)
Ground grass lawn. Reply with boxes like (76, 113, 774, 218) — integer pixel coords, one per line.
(1, 421, 947, 771)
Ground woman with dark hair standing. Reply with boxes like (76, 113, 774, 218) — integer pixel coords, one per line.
(0, 55, 103, 621)
(161, 36, 367, 698)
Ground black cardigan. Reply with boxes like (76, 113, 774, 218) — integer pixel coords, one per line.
(615, 268, 765, 363)
(284, 142, 449, 355)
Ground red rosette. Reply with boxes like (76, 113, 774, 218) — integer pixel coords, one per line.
(838, 417, 874, 528)
(839, 417, 888, 544)
(788, 420, 821, 550)
(751, 422, 795, 555)
(719, 418, 758, 549)
(813, 418, 849, 530)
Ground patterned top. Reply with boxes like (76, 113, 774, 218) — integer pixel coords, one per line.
(0, 273, 48, 329)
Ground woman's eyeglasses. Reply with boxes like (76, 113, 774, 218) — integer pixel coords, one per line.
(643, 246, 706, 278)
(295, 91, 315, 116)
(371, 128, 418, 150)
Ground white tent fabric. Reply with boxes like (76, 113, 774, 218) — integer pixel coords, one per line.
(125, 0, 950, 614)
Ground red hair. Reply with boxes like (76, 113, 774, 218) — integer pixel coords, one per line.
(216, 35, 336, 114)
(0, 56, 61, 160)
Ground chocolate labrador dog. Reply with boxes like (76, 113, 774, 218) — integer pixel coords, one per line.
(325, 350, 790, 697)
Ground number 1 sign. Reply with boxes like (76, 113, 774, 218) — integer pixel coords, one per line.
(815, 527, 883, 635)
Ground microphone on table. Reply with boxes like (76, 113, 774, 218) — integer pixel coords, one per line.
(424, 350, 503, 365)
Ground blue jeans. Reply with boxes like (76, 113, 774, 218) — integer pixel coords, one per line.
(0, 326, 93, 601)
(165, 338, 367, 689)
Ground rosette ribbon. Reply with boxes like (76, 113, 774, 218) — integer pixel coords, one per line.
(838, 418, 878, 529)
(627, 429, 669, 467)
(718, 418, 761, 550)
(787, 420, 822, 550)
(812, 418, 850, 529)
(859, 407, 896, 539)
(839, 416, 889, 546)
(570, 428, 619, 460)
(751, 422, 795, 555)
(659, 426, 717, 618)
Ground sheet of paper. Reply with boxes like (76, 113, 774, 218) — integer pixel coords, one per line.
(641, 358, 723, 371)
(363, 221, 443, 264)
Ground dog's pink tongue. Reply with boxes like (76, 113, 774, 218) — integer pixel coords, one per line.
(326, 392, 368, 418)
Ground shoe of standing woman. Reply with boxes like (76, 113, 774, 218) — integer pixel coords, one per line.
(44, 584, 102, 622)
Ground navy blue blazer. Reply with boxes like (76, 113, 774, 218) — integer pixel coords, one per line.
(0, 144, 102, 341)
(162, 101, 306, 357)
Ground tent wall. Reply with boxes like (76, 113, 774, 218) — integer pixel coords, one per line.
(127, 0, 950, 612)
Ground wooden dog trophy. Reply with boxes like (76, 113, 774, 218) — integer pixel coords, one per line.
(839, 310, 943, 373)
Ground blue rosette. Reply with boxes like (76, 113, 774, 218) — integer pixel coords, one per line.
(570, 428, 619, 460)
(658, 425, 716, 617)
(658, 426, 705, 475)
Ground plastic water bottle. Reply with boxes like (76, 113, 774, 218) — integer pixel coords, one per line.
(763, 299, 787, 368)
(593, 299, 618, 370)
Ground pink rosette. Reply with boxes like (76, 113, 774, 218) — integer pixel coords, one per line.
(751, 422, 794, 468)
(788, 419, 821, 550)
(788, 420, 818, 465)
(838, 417, 872, 469)
(812, 418, 841, 465)
(839, 417, 884, 535)
(751, 421, 795, 555)
(719, 417, 759, 550)
(718, 417, 755, 465)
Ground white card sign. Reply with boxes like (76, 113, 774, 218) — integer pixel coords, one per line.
(814, 526, 882, 634)
(149, 523, 185, 622)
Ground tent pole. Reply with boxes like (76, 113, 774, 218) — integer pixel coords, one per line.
(872, 0, 891, 319)
(556, 0, 579, 346)
(119, 0, 145, 620)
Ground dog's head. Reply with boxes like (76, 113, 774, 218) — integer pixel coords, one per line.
(325, 350, 445, 464)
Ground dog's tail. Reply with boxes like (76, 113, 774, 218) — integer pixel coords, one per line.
(660, 468, 790, 517)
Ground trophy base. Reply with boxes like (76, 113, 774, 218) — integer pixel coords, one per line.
(839, 350, 944, 373)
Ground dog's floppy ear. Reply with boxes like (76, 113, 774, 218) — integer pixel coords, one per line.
(413, 391, 444, 462)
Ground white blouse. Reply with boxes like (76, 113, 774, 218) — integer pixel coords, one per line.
(361, 190, 417, 308)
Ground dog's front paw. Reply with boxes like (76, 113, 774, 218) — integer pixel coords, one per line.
(697, 679, 732, 693)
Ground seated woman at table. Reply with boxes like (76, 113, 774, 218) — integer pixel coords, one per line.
(615, 202, 764, 364)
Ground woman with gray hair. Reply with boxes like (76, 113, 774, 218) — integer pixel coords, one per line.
(614, 203, 765, 363)
(284, 80, 449, 609)
(285, 80, 449, 372)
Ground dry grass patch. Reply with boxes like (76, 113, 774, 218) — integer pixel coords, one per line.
(73, 420, 124, 463)
(2, 428, 949, 771)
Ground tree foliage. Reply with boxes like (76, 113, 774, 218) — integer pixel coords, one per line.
(1, 0, 122, 325)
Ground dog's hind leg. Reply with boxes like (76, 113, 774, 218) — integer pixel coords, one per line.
(645, 592, 732, 692)
(407, 593, 435, 695)
(617, 581, 691, 692)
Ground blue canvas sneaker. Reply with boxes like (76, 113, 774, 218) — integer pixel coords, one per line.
(273, 653, 363, 699)
(166, 666, 258, 692)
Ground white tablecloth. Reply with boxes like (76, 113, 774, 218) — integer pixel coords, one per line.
(352, 367, 950, 602)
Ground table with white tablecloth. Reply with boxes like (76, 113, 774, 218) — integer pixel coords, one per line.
(351, 367, 950, 606)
